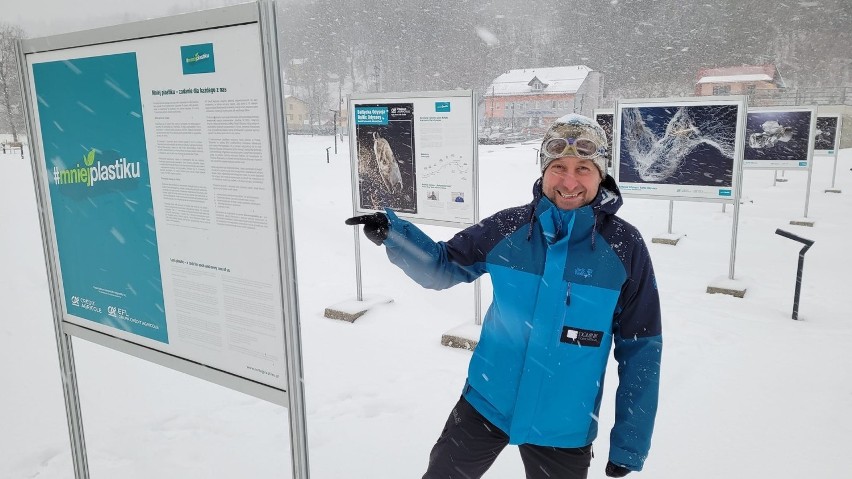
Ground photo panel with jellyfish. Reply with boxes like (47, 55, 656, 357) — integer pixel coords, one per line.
(814, 116, 839, 152)
(354, 103, 417, 214)
(618, 104, 739, 189)
(743, 109, 813, 167)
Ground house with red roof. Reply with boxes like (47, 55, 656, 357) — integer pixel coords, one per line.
(695, 64, 786, 96)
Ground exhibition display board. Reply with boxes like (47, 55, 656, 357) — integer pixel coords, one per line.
(348, 91, 478, 227)
(27, 20, 290, 390)
(18, 2, 309, 478)
(814, 114, 842, 154)
(814, 113, 843, 192)
(613, 96, 747, 202)
(593, 108, 614, 174)
(340, 91, 481, 323)
(743, 107, 816, 169)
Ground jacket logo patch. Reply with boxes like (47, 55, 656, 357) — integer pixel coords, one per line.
(574, 267, 593, 279)
(561, 326, 604, 347)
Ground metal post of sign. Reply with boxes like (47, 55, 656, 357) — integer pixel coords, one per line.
(728, 102, 749, 281)
(729, 197, 742, 280)
(346, 94, 365, 304)
(803, 161, 814, 218)
(474, 279, 482, 326)
(829, 149, 840, 189)
(354, 226, 364, 302)
(826, 114, 843, 192)
(57, 335, 90, 479)
(802, 111, 818, 218)
(472, 94, 482, 326)
(667, 200, 674, 234)
(16, 41, 91, 479)
(261, 2, 310, 477)
(39, 205, 91, 479)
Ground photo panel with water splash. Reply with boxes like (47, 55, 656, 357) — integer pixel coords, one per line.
(743, 109, 813, 168)
(618, 104, 738, 188)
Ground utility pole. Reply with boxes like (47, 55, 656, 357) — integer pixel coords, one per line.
(489, 84, 495, 130)
(338, 82, 344, 142)
(373, 64, 380, 92)
(329, 109, 338, 154)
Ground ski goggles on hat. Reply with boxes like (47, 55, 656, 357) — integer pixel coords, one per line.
(542, 136, 603, 160)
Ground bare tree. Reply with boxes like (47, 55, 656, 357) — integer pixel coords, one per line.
(0, 23, 26, 142)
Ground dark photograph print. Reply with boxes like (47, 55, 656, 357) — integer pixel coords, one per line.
(744, 110, 812, 162)
(355, 103, 417, 214)
(814, 116, 838, 151)
(618, 104, 738, 187)
(594, 112, 614, 168)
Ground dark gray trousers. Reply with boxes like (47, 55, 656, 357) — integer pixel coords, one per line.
(422, 396, 592, 479)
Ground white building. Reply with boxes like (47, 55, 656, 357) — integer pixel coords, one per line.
(483, 66, 603, 134)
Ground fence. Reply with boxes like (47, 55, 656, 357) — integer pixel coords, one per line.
(748, 87, 852, 108)
(1, 141, 24, 158)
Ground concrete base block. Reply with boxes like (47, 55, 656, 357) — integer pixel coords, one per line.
(651, 233, 683, 245)
(825, 188, 842, 194)
(706, 277, 748, 298)
(789, 219, 815, 227)
(324, 296, 393, 322)
(706, 285, 747, 298)
(441, 322, 482, 351)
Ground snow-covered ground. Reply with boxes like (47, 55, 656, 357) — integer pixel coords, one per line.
(2, 136, 851, 478)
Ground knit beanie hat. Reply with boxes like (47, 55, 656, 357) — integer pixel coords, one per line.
(539, 113, 609, 178)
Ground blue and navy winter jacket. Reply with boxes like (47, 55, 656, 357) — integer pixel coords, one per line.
(382, 176, 662, 471)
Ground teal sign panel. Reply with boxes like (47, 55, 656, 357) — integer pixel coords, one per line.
(33, 52, 168, 343)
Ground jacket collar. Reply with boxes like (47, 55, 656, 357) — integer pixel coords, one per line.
(530, 174, 623, 217)
(527, 175, 623, 247)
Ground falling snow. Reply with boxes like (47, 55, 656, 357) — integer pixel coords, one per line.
(2, 135, 851, 478)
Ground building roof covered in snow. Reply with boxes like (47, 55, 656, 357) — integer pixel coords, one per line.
(486, 66, 592, 96)
(695, 64, 785, 87)
(697, 73, 773, 84)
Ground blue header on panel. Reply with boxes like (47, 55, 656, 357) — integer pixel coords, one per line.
(355, 106, 389, 125)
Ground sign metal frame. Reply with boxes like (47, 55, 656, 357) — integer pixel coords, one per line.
(16, 2, 309, 477)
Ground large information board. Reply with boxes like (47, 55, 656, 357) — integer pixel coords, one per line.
(19, 3, 309, 477)
(349, 91, 478, 227)
(25, 18, 291, 390)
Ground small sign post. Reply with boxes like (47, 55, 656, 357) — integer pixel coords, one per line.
(775, 229, 815, 320)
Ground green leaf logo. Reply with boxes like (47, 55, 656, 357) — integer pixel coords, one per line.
(83, 149, 95, 167)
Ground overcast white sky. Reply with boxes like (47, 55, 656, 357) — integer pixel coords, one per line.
(3, 0, 243, 38)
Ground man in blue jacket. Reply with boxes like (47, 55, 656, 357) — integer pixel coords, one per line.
(346, 114, 662, 478)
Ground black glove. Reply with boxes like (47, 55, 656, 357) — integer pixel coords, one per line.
(605, 461, 631, 477)
(345, 213, 389, 246)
